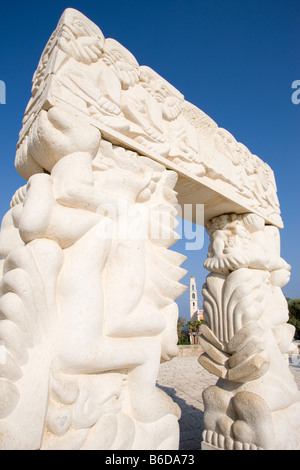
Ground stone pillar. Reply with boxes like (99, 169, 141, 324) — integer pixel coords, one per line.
(0, 107, 187, 450)
(199, 213, 300, 450)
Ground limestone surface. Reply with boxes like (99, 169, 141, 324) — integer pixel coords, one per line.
(0, 8, 296, 451)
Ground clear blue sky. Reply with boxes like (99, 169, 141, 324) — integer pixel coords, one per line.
(0, 0, 299, 319)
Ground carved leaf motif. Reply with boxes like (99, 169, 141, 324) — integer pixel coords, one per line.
(203, 269, 267, 345)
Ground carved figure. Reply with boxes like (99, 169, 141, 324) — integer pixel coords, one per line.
(15, 9, 282, 227)
(139, 67, 204, 174)
(200, 213, 300, 450)
(0, 107, 186, 449)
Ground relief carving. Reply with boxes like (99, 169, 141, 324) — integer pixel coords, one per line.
(15, 8, 282, 227)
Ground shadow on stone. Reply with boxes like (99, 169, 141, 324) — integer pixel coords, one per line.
(157, 384, 204, 450)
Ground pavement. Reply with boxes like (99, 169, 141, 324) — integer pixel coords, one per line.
(156, 354, 300, 451)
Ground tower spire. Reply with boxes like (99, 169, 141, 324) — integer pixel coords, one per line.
(190, 275, 199, 322)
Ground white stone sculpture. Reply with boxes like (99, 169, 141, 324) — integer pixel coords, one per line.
(199, 213, 300, 450)
(0, 8, 297, 450)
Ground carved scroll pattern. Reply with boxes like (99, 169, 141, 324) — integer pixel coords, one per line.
(15, 8, 281, 226)
(199, 213, 300, 450)
(0, 107, 187, 450)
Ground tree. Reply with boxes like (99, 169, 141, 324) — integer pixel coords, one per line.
(186, 320, 205, 345)
(186, 320, 202, 333)
(177, 316, 190, 344)
(177, 316, 186, 337)
(287, 298, 300, 340)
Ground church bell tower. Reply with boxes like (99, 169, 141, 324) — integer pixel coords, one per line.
(190, 275, 199, 322)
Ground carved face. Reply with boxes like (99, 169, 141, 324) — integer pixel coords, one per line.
(150, 79, 169, 103)
(210, 214, 231, 231)
(60, 17, 104, 43)
(231, 222, 250, 239)
(66, 20, 93, 38)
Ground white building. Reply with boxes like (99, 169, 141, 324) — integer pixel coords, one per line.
(189, 275, 204, 323)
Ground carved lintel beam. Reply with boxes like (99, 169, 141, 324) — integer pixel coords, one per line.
(15, 8, 282, 228)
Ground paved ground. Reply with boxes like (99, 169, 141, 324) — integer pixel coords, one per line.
(156, 354, 300, 450)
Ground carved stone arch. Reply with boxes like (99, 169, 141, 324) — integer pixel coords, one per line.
(0, 8, 298, 451)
